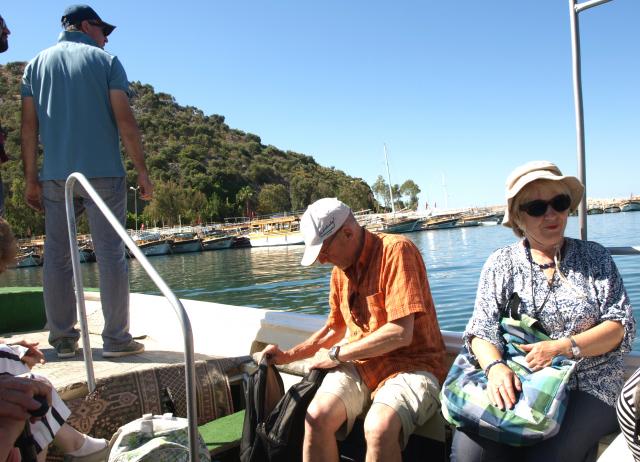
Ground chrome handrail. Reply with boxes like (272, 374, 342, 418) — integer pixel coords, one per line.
(64, 172, 199, 462)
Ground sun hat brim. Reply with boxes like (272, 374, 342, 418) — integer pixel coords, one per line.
(502, 162, 584, 229)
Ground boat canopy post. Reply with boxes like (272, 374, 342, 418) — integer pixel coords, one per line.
(64, 173, 200, 462)
(568, 0, 613, 240)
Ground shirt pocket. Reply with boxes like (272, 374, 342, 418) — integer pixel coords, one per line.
(366, 291, 387, 331)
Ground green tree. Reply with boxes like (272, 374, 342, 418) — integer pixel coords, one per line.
(235, 185, 254, 217)
(256, 184, 291, 215)
(4, 178, 44, 237)
(400, 180, 421, 210)
(371, 175, 390, 211)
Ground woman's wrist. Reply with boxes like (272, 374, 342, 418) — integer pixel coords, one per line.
(484, 359, 507, 377)
(556, 338, 573, 358)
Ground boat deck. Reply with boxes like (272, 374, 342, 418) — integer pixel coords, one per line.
(1, 296, 216, 399)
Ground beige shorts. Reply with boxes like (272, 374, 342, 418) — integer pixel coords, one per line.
(316, 363, 440, 448)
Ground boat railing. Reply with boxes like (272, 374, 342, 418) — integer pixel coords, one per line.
(64, 172, 199, 462)
(608, 246, 640, 256)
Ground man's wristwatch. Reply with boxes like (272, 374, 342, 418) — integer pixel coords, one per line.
(569, 337, 581, 359)
(328, 345, 342, 364)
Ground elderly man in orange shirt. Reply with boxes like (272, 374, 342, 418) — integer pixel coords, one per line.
(261, 197, 446, 462)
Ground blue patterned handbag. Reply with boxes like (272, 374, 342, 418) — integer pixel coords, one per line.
(440, 299, 577, 446)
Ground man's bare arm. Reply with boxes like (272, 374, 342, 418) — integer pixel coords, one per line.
(109, 89, 153, 200)
(20, 96, 42, 211)
(261, 322, 347, 365)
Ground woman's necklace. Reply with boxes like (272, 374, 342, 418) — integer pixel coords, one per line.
(523, 239, 557, 269)
(524, 240, 556, 314)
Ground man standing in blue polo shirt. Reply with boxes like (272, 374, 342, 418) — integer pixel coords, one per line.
(20, 4, 153, 359)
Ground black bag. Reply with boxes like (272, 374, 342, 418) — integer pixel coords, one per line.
(240, 358, 327, 462)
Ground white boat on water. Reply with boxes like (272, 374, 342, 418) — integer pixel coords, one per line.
(133, 232, 172, 257)
(246, 215, 304, 247)
(170, 232, 203, 254)
(621, 201, 640, 212)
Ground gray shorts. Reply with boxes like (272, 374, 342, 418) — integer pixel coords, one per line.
(316, 362, 440, 448)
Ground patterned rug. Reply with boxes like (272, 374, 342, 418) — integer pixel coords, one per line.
(46, 357, 246, 461)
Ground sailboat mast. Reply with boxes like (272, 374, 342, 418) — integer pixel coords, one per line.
(383, 143, 396, 214)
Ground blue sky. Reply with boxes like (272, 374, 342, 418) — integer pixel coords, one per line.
(1, 1, 638, 209)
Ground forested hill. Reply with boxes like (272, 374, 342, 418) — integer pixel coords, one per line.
(0, 62, 374, 236)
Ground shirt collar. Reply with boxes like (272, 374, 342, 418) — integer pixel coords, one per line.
(58, 30, 99, 48)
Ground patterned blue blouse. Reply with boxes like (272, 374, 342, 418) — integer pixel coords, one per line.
(464, 237, 636, 407)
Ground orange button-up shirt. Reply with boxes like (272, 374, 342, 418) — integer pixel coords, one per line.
(326, 229, 446, 393)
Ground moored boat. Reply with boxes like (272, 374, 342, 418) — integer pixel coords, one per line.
(12, 250, 42, 268)
(170, 232, 203, 254)
(134, 232, 172, 257)
(364, 215, 423, 234)
(587, 207, 604, 215)
(201, 234, 235, 251)
(246, 215, 304, 247)
(622, 201, 640, 212)
(604, 206, 621, 213)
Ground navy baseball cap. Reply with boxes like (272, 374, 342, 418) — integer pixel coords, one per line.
(61, 4, 115, 36)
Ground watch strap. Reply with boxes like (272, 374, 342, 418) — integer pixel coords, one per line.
(328, 345, 342, 364)
(569, 336, 580, 358)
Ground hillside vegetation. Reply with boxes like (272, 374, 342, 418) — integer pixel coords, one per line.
(0, 62, 376, 236)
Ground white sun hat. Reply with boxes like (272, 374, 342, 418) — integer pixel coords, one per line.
(300, 198, 351, 266)
(502, 160, 584, 230)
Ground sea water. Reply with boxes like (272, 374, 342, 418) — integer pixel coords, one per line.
(2, 213, 639, 347)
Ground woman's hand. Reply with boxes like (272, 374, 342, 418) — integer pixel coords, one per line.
(520, 339, 567, 371)
(487, 363, 522, 410)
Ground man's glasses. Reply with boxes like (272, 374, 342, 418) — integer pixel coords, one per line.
(519, 194, 571, 217)
(88, 21, 108, 36)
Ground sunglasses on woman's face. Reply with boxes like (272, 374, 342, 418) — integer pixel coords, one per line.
(519, 194, 571, 217)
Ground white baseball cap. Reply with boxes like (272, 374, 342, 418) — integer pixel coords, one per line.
(300, 198, 351, 266)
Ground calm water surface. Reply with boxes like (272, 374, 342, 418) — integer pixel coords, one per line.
(2, 213, 639, 346)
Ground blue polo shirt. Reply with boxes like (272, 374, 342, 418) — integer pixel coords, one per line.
(21, 31, 128, 180)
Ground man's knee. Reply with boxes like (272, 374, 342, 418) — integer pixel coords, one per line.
(363, 404, 402, 447)
(305, 393, 346, 436)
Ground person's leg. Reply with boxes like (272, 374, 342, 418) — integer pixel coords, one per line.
(450, 430, 517, 462)
(366, 371, 440, 462)
(52, 423, 108, 458)
(363, 404, 403, 462)
(82, 177, 133, 350)
(305, 392, 348, 462)
(305, 363, 370, 462)
(41, 180, 82, 349)
(525, 390, 618, 462)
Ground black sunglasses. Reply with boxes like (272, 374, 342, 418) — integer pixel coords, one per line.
(519, 194, 571, 217)
(88, 21, 109, 36)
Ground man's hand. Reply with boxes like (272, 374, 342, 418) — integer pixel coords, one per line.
(259, 344, 289, 365)
(309, 348, 340, 370)
(24, 180, 42, 212)
(137, 171, 153, 201)
(0, 375, 52, 421)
